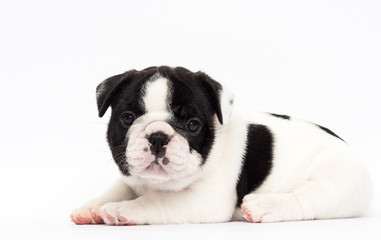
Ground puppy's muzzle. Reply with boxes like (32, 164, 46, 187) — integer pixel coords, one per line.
(148, 132, 169, 158)
(145, 121, 175, 161)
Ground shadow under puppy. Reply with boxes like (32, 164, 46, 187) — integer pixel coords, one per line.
(71, 66, 372, 225)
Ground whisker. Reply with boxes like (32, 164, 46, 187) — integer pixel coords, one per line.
(113, 151, 126, 159)
(121, 156, 130, 173)
(110, 144, 127, 151)
(114, 153, 127, 163)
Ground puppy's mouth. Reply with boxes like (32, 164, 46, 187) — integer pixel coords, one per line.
(138, 158, 170, 180)
(144, 160, 168, 175)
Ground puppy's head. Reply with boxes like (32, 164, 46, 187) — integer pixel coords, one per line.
(96, 66, 234, 190)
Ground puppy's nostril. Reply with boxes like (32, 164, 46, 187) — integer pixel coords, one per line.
(148, 132, 170, 157)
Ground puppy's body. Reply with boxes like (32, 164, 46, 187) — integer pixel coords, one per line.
(71, 66, 371, 225)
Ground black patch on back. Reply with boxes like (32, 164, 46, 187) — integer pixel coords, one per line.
(315, 124, 345, 142)
(235, 124, 273, 207)
(270, 113, 290, 120)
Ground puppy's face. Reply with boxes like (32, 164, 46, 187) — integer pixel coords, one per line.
(96, 67, 233, 189)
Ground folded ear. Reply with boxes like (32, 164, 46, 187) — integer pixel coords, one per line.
(195, 72, 234, 125)
(96, 70, 136, 117)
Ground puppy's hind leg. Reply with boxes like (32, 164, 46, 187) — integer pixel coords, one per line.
(241, 153, 372, 223)
(290, 156, 372, 221)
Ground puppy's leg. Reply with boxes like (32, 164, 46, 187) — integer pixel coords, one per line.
(241, 193, 303, 223)
(241, 181, 370, 223)
(71, 178, 136, 224)
(242, 155, 372, 223)
(99, 187, 236, 225)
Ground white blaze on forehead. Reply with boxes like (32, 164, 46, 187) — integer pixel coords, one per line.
(142, 77, 170, 113)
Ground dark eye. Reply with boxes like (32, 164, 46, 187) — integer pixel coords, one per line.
(121, 112, 136, 126)
(186, 118, 201, 133)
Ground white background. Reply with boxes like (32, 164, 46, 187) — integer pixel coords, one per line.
(0, 0, 380, 239)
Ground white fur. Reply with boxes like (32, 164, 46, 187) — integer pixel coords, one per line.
(219, 86, 234, 125)
(72, 79, 372, 225)
(145, 121, 174, 136)
(142, 76, 170, 113)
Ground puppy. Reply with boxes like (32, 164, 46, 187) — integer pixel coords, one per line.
(71, 66, 372, 225)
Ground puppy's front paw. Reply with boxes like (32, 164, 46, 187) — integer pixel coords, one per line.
(99, 201, 144, 226)
(71, 200, 105, 225)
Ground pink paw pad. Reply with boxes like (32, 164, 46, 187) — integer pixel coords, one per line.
(106, 213, 116, 223)
(117, 216, 136, 226)
(118, 216, 128, 222)
(117, 216, 128, 225)
(92, 212, 104, 224)
(71, 214, 91, 224)
(242, 206, 262, 223)
(70, 214, 79, 224)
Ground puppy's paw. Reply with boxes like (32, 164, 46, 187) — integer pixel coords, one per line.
(241, 193, 302, 223)
(99, 201, 143, 226)
(71, 200, 105, 225)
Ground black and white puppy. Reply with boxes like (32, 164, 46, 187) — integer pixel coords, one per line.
(71, 66, 372, 225)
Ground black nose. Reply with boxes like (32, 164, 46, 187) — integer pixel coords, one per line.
(148, 132, 170, 158)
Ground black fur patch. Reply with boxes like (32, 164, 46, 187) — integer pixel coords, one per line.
(160, 67, 220, 163)
(316, 124, 345, 142)
(235, 124, 273, 207)
(270, 113, 290, 120)
(106, 72, 153, 176)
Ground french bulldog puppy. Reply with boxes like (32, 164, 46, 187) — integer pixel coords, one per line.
(71, 66, 372, 225)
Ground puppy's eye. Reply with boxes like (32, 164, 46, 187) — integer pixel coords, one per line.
(121, 112, 136, 126)
(186, 118, 201, 133)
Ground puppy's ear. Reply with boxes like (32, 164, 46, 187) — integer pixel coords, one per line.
(96, 70, 136, 117)
(195, 72, 234, 125)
